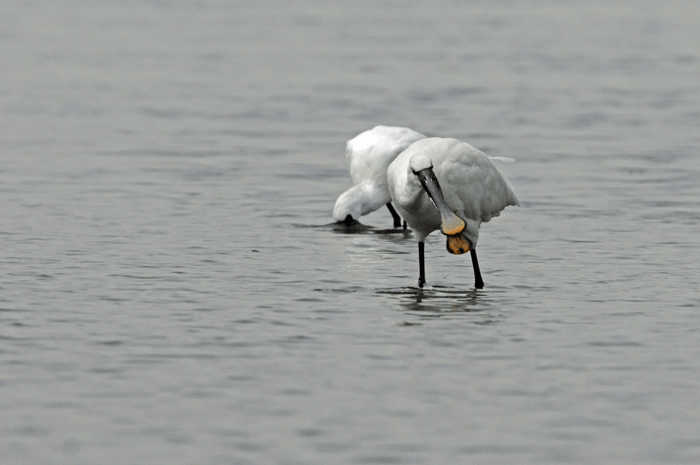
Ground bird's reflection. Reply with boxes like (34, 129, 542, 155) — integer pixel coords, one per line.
(293, 221, 413, 237)
(378, 285, 503, 324)
(329, 221, 413, 237)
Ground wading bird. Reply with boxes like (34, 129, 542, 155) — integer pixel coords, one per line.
(333, 125, 426, 228)
(387, 137, 519, 288)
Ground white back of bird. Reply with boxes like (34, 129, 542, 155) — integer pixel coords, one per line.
(387, 137, 519, 245)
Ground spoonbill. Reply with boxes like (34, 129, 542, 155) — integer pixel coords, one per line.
(387, 137, 519, 289)
(333, 125, 426, 228)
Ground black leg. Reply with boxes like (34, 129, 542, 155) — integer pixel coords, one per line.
(402, 219, 407, 230)
(470, 248, 484, 289)
(418, 241, 425, 288)
(386, 203, 402, 229)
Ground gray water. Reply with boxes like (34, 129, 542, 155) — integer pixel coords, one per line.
(2, 1, 700, 464)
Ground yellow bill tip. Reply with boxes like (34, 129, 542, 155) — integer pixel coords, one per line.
(446, 235, 470, 255)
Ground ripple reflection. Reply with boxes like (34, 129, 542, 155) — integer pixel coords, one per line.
(378, 285, 505, 323)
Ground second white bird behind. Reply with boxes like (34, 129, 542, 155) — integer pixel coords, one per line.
(333, 125, 426, 228)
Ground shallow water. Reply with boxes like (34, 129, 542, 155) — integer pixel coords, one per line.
(2, 1, 700, 464)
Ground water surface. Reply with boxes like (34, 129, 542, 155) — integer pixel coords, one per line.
(1, 1, 700, 464)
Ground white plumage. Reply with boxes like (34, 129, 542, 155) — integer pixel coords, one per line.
(387, 137, 519, 288)
(333, 125, 426, 227)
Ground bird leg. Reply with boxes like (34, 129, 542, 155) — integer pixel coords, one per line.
(385, 202, 402, 229)
(415, 166, 484, 289)
(470, 248, 484, 289)
(418, 241, 426, 288)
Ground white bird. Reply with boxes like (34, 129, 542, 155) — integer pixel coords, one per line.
(333, 125, 426, 228)
(387, 137, 519, 288)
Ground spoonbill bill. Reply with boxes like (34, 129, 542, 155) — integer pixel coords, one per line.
(333, 125, 426, 228)
(387, 137, 519, 289)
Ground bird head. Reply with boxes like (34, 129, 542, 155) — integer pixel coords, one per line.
(410, 155, 466, 237)
(332, 186, 363, 224)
